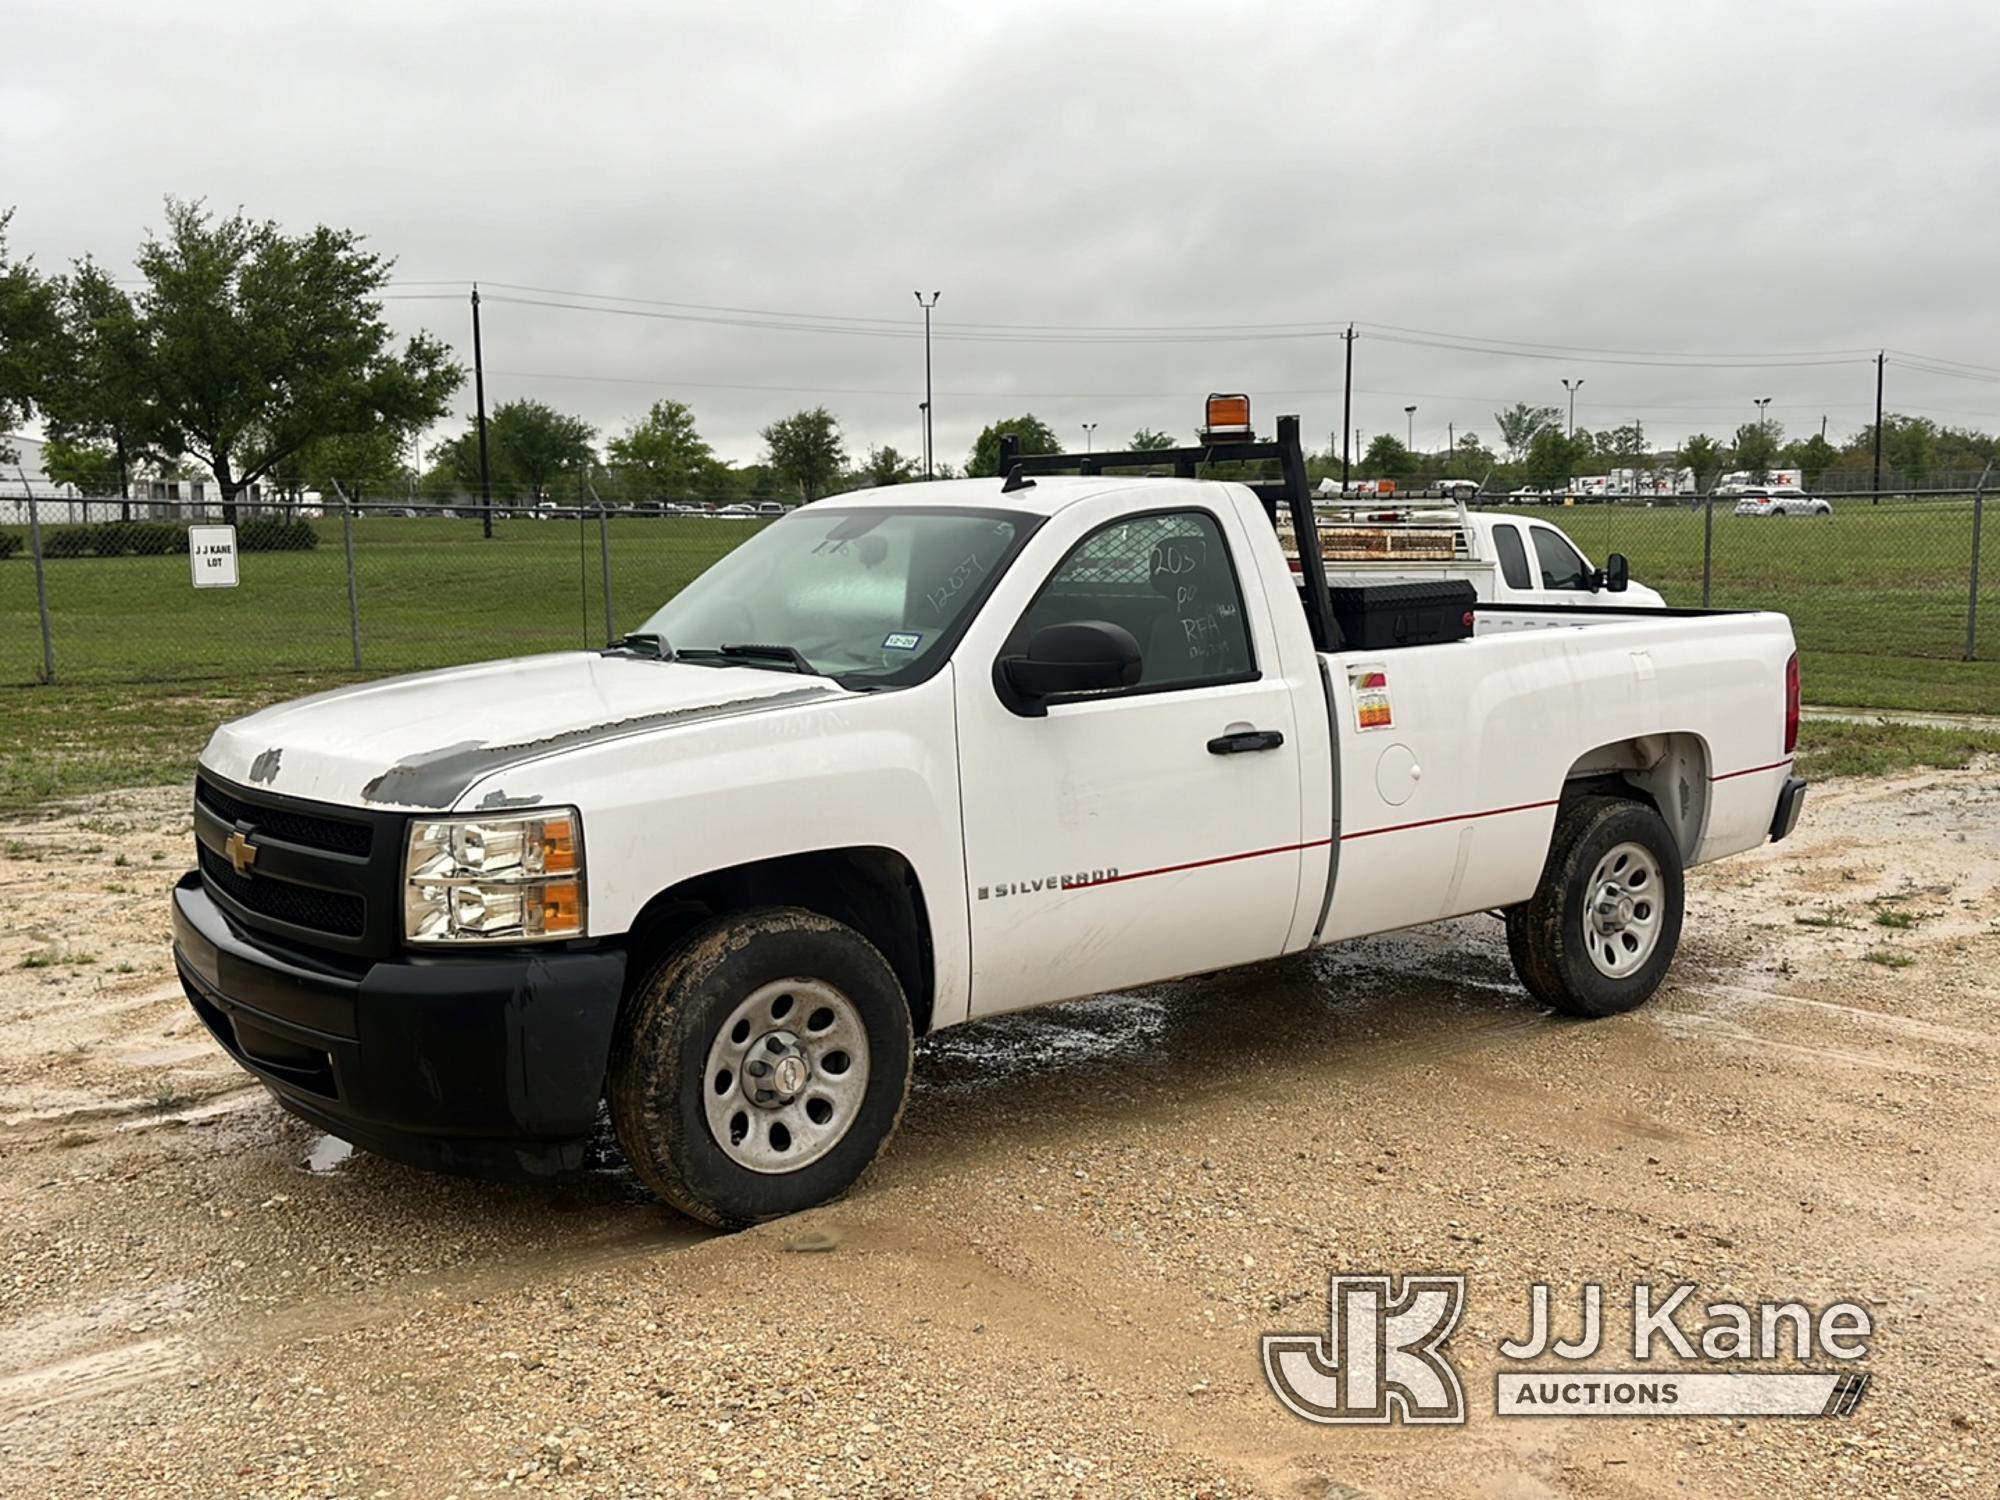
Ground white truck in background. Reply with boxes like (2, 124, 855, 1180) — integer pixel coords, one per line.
(1285, 494, 1669, 610)
(174, 397, 1803, 1227)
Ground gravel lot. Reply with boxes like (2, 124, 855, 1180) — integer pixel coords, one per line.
(1, 768, 1996, 1497)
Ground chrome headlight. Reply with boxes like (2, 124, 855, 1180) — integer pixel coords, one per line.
(403, 810, 586, 944)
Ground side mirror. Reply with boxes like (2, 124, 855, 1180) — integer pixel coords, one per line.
(1604, 552, 1630, 592)
(996, 620, 1143, 716)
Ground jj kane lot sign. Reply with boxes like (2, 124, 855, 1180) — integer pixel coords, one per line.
(1263, 1275, 1873, 1426)
(189, 525, 238, 588)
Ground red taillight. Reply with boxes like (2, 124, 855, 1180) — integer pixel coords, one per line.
(1784, 651, 1800, 755)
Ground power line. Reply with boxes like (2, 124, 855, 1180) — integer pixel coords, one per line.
(1354, 320, 1880, 362)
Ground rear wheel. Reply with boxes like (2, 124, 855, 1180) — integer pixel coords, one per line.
(608, 908, 914, 1227)
(1505, 796, 1684, 1018)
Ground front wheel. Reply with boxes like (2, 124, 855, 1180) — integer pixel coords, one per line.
(609, 908, 915, 1227)
(1505, 796, 1684, 1018)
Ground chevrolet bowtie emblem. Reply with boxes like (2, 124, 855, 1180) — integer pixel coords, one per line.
(224, 830, 258, 878)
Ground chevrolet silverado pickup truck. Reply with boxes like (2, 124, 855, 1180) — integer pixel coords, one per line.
(173, 399, 1805, 1227)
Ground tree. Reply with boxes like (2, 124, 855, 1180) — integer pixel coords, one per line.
(762, 407, 846, 503)
(967, 414, 1062, 477)
(1130, 427, 1176, 450)
(1361, 432, 1414, 479)
(298, 428, 412, 503)
(1523, 427, 1587, 491)
(40, 437, 119, 493)
(607, 399, 718, 500)
(1494, 402, 1562, 461)
(858, 444, 918, 487)
(1732, 419, 1780, 482)
(1680, 433, 1725, 493)
(0, 210, 60, 467)
(730, 462, 786, 504)
(420, 428, 489, 500)
(39, 261, 162, 516)
(1603, 422, 1648, 490)
(128, 200, 461, 520)
(1453, 431, 1498, 470)
(1783, 432, 1838, 488)
(489, 399, 596, 501)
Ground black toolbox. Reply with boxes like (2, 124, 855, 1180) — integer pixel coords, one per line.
(1328, 580, 1477, 650)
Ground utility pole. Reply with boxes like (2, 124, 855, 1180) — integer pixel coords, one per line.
(472, 284, 493, 539)
(1872, 351, 1885, 503)
(1081, 422, 1097, 454)
(1339, 324, 1356, 491)
(1447, 421, 1455, 462)
(914, 291, 940, 478)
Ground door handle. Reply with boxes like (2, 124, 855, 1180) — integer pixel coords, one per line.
(1207, 729, 1285, 755)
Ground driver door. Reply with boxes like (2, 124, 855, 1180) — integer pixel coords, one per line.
(955, 498, 1308, 1019)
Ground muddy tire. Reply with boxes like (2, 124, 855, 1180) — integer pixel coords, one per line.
(608, 907, 914, 1228)
(1505, 796, 1684, 1018)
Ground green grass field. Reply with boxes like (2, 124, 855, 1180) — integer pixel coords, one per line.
(1, 500, 1996, 808)
(1493, 496, 2000, 714)
(0, 513, 760, 686)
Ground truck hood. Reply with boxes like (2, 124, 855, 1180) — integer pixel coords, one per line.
(200, 652, 845, 809)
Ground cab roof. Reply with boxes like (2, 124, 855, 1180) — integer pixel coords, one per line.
(798, 473, 1215, 519)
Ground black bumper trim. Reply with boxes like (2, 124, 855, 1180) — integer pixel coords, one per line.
(1769, 775, 1807, 843)
(173, 875, 627, 1177)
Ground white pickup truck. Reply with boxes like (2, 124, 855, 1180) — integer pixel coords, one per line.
(1292, 494, 1670, 610)
(173, 404, 1804, 1226)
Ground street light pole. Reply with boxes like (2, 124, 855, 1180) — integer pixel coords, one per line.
(913, 291, 940, 478)
(918, 402, 929, 475)
(1754, 397, 1772, 429)
(1562, 378, 1584, 437)
(1081, 422, 1097, 454)
(1404, 405, 1416, 451)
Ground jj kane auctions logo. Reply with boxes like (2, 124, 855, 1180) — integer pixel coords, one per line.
(1264, 1276, 1872, 1424)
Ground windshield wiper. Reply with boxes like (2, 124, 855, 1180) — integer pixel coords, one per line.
(676, 643, 820, 676)
(605, 632, 675, 660)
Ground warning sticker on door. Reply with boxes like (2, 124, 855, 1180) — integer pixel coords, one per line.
(1349, 666, 1394, 730)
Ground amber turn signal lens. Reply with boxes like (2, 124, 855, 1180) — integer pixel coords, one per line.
(530, 881, 584, 936)
(540, 817, 578, 874)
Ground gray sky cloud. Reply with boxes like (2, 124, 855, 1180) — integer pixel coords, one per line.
(6, 0, 1997, 470)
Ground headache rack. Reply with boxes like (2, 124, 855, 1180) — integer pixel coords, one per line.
(1287, 494, 1473, 564)
(997, 412, 1344, 650)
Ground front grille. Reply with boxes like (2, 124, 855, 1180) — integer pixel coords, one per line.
(199, 845, 366, 938)
(197, 777, 373, 856)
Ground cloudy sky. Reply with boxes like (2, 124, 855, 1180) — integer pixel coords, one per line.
(6, 0, 1997, 470)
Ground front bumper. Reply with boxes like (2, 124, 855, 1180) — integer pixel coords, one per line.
(172, 872, 626, 1179)
(1769, 775, 1808, 843)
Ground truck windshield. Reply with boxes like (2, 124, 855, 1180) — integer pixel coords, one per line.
(634, 506, 1034, 685)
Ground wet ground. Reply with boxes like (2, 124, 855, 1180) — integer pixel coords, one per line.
(0, 771, 1996, 1497)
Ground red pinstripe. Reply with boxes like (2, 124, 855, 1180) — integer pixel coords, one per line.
(1065, 760, 1790, 887)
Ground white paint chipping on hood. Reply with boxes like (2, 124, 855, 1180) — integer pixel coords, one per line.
(200, 652, 843, 808)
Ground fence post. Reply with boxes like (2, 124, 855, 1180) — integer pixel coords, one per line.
(1967, 460, 1994, 662)
(335, 482, 363, 670)
(24, 481, 56, 684)
(598, 503, 615, 644)
(1701, 489, 1714, 608)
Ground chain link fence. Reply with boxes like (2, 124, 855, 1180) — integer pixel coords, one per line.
(0, 492, 769, 688)
(3, 478, 1997, 712)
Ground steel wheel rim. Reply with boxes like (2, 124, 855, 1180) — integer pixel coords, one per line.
(1583, 841, 1665, 979)
(702, 978, 870, 1174)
